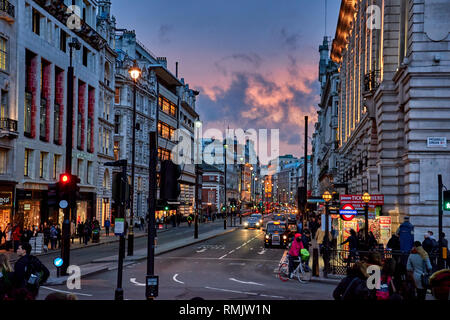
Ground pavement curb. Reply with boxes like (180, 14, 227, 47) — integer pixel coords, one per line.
(310, 276, 342, 285)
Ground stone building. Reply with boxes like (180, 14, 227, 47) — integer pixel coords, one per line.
(331, 0, 450, 235)
(0, 0, 17, 230)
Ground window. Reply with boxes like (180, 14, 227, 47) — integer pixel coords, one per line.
(158, 95, 177, 117)
(0, 37, 7, 71)
(82, 46, 88, 67)
(54, 103, 60, 144)
(77, 159, 83, 180)
(1, 90, 8, 119)
(53, 154, 60, 179)
(114, 88, 120, 104)
(60, 30, 67, 52)
(105, 130, 109, 154)
(158, 147, 171, 161)
(158, 121, 175, 140)
(24, 92, 32, 136)
(32, 9, 41, 36)
(87, 161, 92, 184)
(114, 141, 120, 161)
(40, 97, 47, 141)
(39, 152, 47, 178)
(114, 114, 120, 134)
(0, 148, 7, 174)
(24, 149, 32, 177)
(87, 117, 92, 151)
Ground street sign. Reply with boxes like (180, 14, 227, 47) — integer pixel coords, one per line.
(307, 199, 325, 203)
(114, 218, 125, 236)
(59, 200, 68, 209)
(340, 204, 356, 221)
(53, 257, 63, 268)
(340, 194, 384, 209)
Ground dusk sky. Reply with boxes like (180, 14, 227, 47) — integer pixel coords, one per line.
(111, 0, 341, 159)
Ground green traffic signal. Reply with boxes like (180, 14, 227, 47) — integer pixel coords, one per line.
(164, 206, 169, 211)
(445, 202, 450, 210)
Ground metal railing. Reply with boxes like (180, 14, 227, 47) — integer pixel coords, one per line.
(363, 70, 381, 93)
(0, 118, 17, 132)
(324, 247, 445, 276)
(0, 0, 14, 18)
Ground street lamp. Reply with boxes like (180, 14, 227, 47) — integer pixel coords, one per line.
(127, 60, 142, 257)
(223, 142, 228, 228)
(362, 192, 371, 246)
(322, 191, 332, 278)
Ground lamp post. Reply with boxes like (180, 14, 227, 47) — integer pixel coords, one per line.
(127, 60, 142, 256)
(362, 192, 371, 246)
(60, 37, 81, 276)
(322, 190, 332, 278)
(239, 157, 244, 224)
(194, 120, 202, 239)
(224, 142, 228, 229)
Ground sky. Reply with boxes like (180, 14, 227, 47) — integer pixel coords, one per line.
(111, 0, 341, 160)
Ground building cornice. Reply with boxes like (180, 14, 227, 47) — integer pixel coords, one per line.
(331, 0, 357, 63)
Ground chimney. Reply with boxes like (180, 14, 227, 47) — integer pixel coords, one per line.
(176, 61, 178, 77)
(156, 57, 167, 68)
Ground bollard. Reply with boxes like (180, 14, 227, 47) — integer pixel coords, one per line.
(312, 247, 319, 277)
(224, 219, 227, 230)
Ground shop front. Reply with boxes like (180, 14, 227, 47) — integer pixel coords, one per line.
(15, 189, 46, 229)
(76, 192, 96, 224)
(0, 183, 14, 231)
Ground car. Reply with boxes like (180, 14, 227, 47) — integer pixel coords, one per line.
(264, 221, 289, 248)
(251, 213, 263, 226)
(272, 213, 286, 222)
(244, 217, 261, 229)
(287, 214, 297, 223)
(286, 222, 298, 240)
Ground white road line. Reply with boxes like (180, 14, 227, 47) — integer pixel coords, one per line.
(173, 273, 185, 284)
(196, 248, 207, 253)
(258, 248, 266, 255)
(130, 278, 145, 286)
(260, 294, 285, 299)
(40, 286, 93, 297)
(229, 278, 265, 286)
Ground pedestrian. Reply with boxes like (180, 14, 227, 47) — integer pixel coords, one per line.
(406, 241, 432, 300)
(4, 224, 12, 251)
(376, 258, 400, 300)
(104, 218, 110, 236)
(333, 261, 373, 300)
(12, 225, 22, 253)
(368, 231, 378, 250)
(387, 231, 401, 251)
(187, 215, 193, 227)
(77, 222, 84, 243)
(56, 224, 62, 248)
(341, 229, 359, 264)
(439, 232, 449, 268)
(43, 223, 50, 252)
(83, 222, 91, 245)
(398, 216, 414, 266)
(13, 242, 50, 299)
(0, 253, 14, 300)
(50, 225, 57, 250)
(140, 217, 145, 231)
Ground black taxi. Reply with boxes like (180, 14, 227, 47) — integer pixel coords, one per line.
(264, 221, 289, 248)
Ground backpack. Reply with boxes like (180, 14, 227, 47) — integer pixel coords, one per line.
(376, 275, 392, 300)
(24, 256, 49, 291)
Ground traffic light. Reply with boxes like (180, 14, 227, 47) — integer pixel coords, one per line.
(297, 187, 306, 206)
(47, 183, 59, 207)
(159, 160, 181, 201)
(444, 190, 450, 211)
(58, 173, 81, 207)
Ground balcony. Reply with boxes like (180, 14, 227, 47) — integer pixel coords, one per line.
(0, 0, 14, 23)
(363, 70, 381, 95)
(0, 118, 18, 138)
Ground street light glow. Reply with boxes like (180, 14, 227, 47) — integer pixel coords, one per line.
(362, 192, 371, 203)
(129, 61, 142, 81)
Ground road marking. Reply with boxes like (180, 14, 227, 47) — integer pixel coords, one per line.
(228, 262, 246, 266)
(218, 236, 259, 260)
(229, 278, 264, 286)
(260, 294, 285, 299)
(258, 248, 266, 255)
(205, 287, 282, 298)
(130, 278, 145, 286)
(196, 248, 207, 253)
(40, 286, 93, 297)
(173, 273, 185, 284)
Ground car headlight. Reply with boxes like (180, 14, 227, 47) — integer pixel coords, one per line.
(265, 235, 270, 239)
(283, 235, 287, 239)
(256, 222, 260, 226)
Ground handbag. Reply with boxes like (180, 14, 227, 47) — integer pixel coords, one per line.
(420, 260, 430, 288)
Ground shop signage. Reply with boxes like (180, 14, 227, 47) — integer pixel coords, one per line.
(114, 218, 125, 236)
(24, 204, 31, 210)
(0, 192, 12, 207)
(340, 204, 357, 221)
(427, 137, 447, 148)
(340, 194, 384, 209)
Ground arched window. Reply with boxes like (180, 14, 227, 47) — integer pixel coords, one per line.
(104, 61, 111, 86)
(103, 169, 110, 190)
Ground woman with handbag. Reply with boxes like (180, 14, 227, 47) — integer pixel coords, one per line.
(407, 241, 432, 300)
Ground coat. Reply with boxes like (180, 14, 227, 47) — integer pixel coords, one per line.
(406, 253, 432, 289)
(398, 222, 414, 253)
(288, 234, 304, 257)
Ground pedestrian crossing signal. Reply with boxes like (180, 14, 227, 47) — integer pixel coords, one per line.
(444, 190, 450, 211)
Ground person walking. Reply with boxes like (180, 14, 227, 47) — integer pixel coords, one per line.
(398, 216, 414, 266)
(49, 225, 57, 250)
(341, 229, 359, 264)
(12, 225, 22, 253)
(56, 224, 62, 249)
(13, 242, 50, 299)
(43, 223, 50, 252)
(387, 231, 401, 251)
(77, 222, 84, 243)
(104, 219, 110, 236)
(83, 222, 91, 245)
(4, 224, 12, 252)
(407, 241, 432, 300)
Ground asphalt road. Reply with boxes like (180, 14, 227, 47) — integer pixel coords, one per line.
(38, 222, 335, 300)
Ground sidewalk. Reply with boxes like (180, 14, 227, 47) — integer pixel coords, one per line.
(44, 221, 238, 285)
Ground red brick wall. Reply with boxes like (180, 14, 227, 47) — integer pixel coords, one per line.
(78, 81, 86, 150)
(55, 68, 65, 145)
(26, 53, 38, 139)
(88, 86, 95, 153)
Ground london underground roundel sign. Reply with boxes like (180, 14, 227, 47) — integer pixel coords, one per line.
(340, 204, 357, 221)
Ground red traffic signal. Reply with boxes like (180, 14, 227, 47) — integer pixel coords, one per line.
(60, 173, 70, 184)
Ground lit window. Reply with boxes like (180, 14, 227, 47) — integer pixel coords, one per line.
(0, 38, 7, 71)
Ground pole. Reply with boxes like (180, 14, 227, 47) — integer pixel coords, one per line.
(365, 203, 369, 246)
(438, 174, 444, 269)
(224, 144, 227, 229)
(303, 115, 308, 227)
(115, 163, 127, 301)
(61, 49, 75, 276)
(194, 165, 199, 239)
(146, 131, 157, 299)
(128, 79, 137, 256)
(323, 202, 330, 278)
